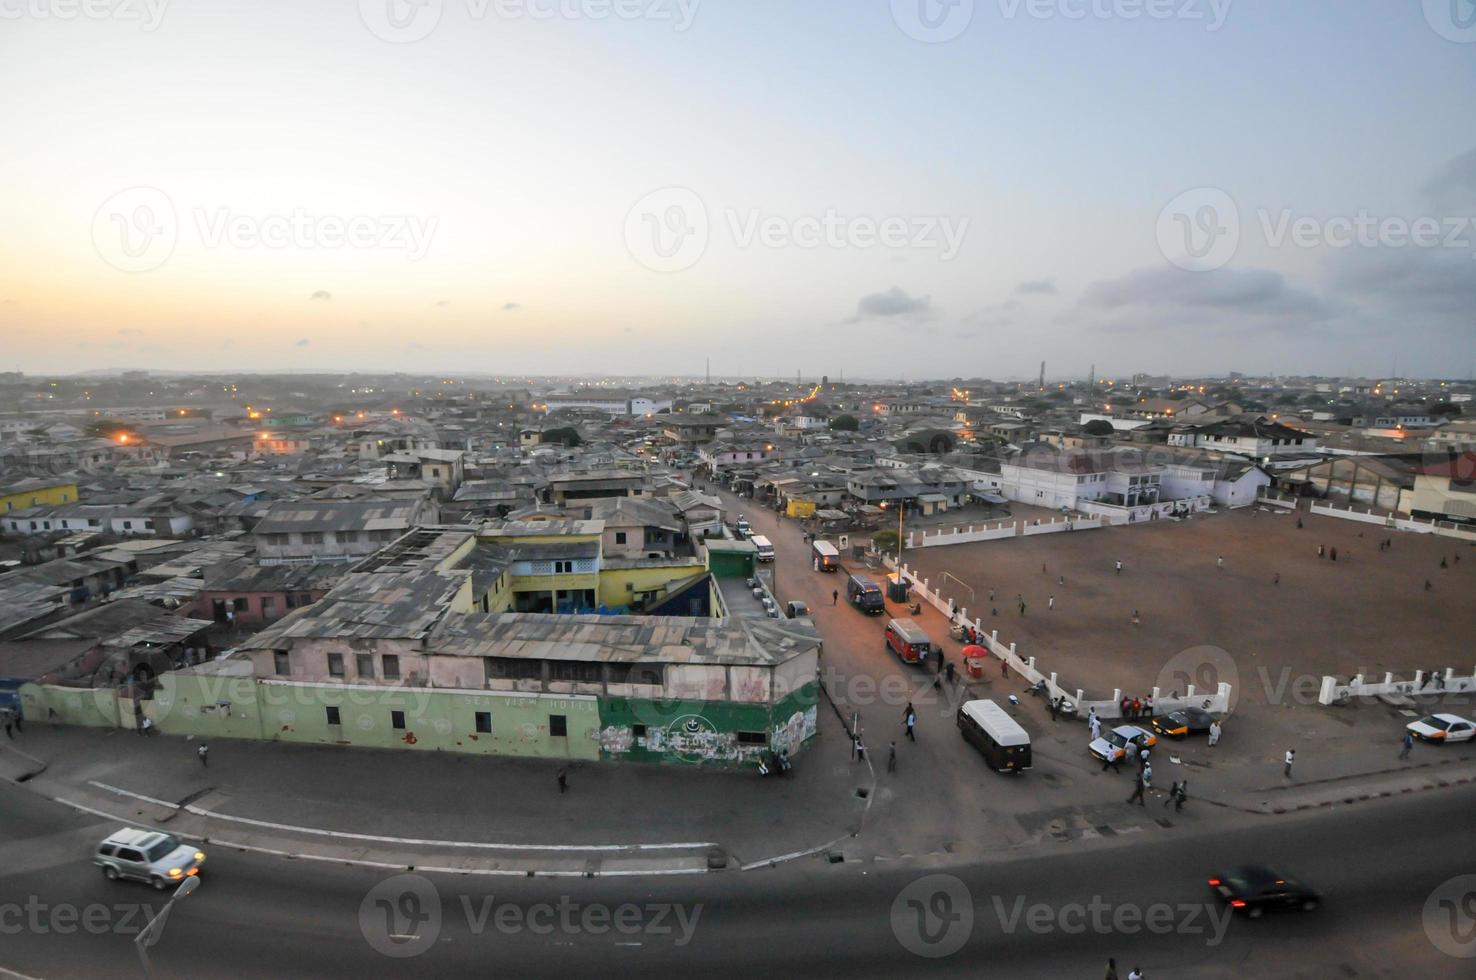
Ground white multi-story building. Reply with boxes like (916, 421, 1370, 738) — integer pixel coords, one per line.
(541, 395, 672, 417)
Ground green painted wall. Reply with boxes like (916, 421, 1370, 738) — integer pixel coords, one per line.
(598, 683, 818, 766)
(19, 683, 120, 728)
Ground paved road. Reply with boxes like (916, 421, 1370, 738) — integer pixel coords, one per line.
(5, 778, 1475, 978)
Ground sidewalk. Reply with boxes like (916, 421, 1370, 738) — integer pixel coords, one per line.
(3, 716, 874, 877)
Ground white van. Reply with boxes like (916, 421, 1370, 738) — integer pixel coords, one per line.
(957, 699, 1032, 773)
(751, 535, 774, 562)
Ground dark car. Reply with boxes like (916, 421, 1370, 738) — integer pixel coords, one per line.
(1208, 865, 1320, 918)
(1152, 707, 1218, 739)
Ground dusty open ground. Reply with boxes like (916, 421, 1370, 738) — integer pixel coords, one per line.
(904, 505, 1476, 710)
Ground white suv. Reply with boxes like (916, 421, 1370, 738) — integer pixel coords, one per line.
(95, 828, 204, 890)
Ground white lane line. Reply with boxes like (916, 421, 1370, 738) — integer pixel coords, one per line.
(0, 966, 45, 980)
(208, 839, 409, 871)
(87, 781, 180, 810)
(52, 798, 132, 823)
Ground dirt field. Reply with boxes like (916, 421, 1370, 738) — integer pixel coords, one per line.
(904, 506, 1476, 709)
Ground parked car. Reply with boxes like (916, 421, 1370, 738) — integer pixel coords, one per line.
(884, 618, 932, 664)
(1407, 713, 1476, 744)
(95, 828, 204, 890)
(1208, 865, 1320, 918)
(1151, 706, 1219, 739)
(785, 600, 811, 619)
(1088, 725, 1157, 763)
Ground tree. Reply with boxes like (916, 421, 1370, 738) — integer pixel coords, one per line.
(1429, 402, 1462, 419)
(872, 529, 900, 554)
(1082, 419, 1115, 437)
(829, 414, 859, 432)
(542, 427, 582, 447)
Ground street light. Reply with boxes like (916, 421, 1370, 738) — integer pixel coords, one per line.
(135, 874, 200, 977)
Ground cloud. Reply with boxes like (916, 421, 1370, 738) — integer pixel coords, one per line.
(1015, 279, 1059, 296)
(310, 290, 332, 301)
(1423, 146, 1476, 211)
(117, 328, 143, 335)
(1325, 246, 1476, 317)
(1081, 266, 1334, 319)
(295, 338, 311, 348)
(846, 286, 934, 323)
(501, 302, 521, 312)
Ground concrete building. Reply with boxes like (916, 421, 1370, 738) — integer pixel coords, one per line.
(0, 479, 77, 514)
(251, 498, 437, 564)
(1408, 453, 1476, 525)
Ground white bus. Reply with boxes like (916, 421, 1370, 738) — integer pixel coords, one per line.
(751, 535, 774, 562)
(811, 540, 840, 572)
(957, 699, 1032, 773)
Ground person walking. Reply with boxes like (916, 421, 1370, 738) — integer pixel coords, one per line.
(1399, 731, 1414, 760)
(1138, 747, 1150, 769)
(1018, 598, 1026, 617)
(1058, 575, 1065, 587)
(1048, 594, 1055, 610)
(1273, 571, 1280, 586)
(1102, 748, 1122, 774)
(1105, 957, 1119, 980)
(1330, 547, 1338, 562)
(1115, 560, 1122, 575)
(1163, 780, 1180, 808)
(197, 744, 209, 767)
(945, 661, 956, 685)
(1049, 697, 1060, 722)
(1207, 720, 1221, 747)
(557, 767, 569, 793)
(1173, 780, 1187, 813)
(1283, 748, 1295, 779)
(1216, 555, 1224, 570)
(1088, 707, 1101, 741)
(1142, 696, 1154, 718)
(1127, 767, 1149, 806)
(1131, 609, 1141, 626)
(887, 741, 898, 773)
(831, 589, 838, 606)
(904, 704, 916, 742)
(1440, 556, 1448, 569)
(1425, 579, 1433, 592)
(2, 710, 13, 740)
(1318, 544, 1325, 558)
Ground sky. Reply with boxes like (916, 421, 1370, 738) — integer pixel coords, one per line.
(0, 0, 1472, 381)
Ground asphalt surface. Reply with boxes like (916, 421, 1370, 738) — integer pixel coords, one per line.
(4, 779, 1475, 979)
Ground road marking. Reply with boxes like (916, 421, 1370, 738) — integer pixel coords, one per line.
(0, 966, 45, 980)
(209, 839, 409, 871)
(88, 781, 180, 810)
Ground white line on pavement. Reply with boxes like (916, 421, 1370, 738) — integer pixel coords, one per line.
(87, 781, 180, 810)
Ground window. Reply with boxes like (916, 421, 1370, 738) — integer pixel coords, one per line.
(273, 651, 290, 676)
(326, 706, 341, 726)
(475, 712, 492, 734)
(122, 521, 132, 530)
(233, 598, 249, 611)
(260, 597, 276, 618)
(485, 657, 543, 681)
(737, 731, 768, 746)
(549, 714, 567, 737)
(356, 653, 373, 678)
(549, 661, 602, 684)
(554, 560, 574, 574)
(382, 654, 400, 679)
(614, 531, 627, 544)
(301, 532, 323, 545)
(632, 723, 647, 739)
(391, 710, 406, 730)
(328, 653, 344, 678)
